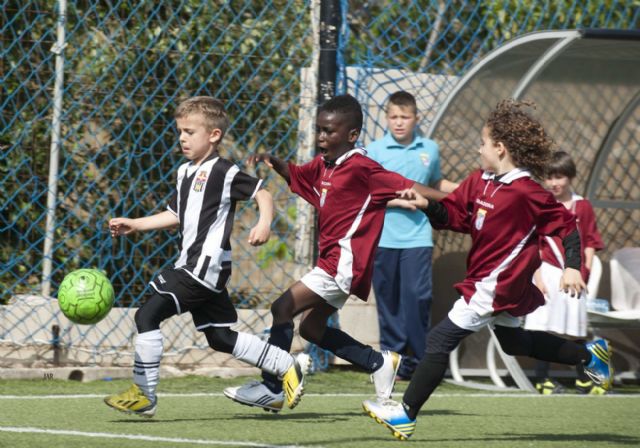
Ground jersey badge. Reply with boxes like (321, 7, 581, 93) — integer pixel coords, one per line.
(475, 208, 487, 230)
(320, 188, 328, 207)
(193, 170, 208, 192)
(419, 152, 430, 167)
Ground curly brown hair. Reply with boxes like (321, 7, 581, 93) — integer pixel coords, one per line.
(486, 99, 554, 178)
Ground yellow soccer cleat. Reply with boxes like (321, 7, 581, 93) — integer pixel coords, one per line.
(282, 352, 312, 409)
(104, 384, 157, 418)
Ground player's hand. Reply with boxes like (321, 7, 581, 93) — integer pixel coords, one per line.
(247, 153, 273, 169)
(248, 221, 270, 246)
(109, 217, 137, 237)
(387, 198, 417, 211)
(396, 188, 429, 210)
(559, 267, 586, 297)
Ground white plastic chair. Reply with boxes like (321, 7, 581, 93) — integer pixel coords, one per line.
(588, 248, 640, 327)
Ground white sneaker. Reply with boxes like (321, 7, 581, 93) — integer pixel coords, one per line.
(371, 351, 402, 401)
(223, 380, 284, 413)
(362, 398, 416, 440)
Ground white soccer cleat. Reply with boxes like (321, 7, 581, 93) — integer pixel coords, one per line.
(363, 398, 416, 441)
(223, 380, 284, 413)
(371, 350, 402, 401)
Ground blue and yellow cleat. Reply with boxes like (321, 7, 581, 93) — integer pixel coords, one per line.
(584, 338, 613, 391)
(362, 398, 416, 441)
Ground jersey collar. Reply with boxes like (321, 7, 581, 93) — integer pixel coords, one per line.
(481, 168, 531, 184)
(323, 147, 366, 166)
(382, 131, 423, 150)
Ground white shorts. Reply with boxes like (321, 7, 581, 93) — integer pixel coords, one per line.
(448, 297, 520, 332)
(300, 267, 350, 310)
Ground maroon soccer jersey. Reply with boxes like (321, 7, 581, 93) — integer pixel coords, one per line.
(288, 148, 414, 301)
(540, 194, 604, 281)
(436, 169, 577, 317)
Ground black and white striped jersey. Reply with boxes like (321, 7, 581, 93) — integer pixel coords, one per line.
(167, 153, 262, 292)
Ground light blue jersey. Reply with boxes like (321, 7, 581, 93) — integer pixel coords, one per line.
(366, 132, 441, 248)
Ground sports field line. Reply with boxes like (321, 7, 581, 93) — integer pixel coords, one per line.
(1, 392, 638, 399)
(0, 426, 318, 448)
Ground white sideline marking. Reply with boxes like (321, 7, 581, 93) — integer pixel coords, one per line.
(0, 426, 312, 448)
(0, 392, 638, 399)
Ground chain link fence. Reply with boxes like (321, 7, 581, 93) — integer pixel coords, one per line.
(2, 0, 638, 368)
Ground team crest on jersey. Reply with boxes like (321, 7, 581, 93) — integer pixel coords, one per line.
(419, 153, 430, 167)
(193, 170, 208, 192)
(475, 208, 487, 230)
(320, 188, 328, 207)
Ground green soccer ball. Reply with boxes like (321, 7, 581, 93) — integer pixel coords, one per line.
(57, 269, 115, 325)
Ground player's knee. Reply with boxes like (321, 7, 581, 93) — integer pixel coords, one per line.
(204, 327, 238, 353)
(270, 297, 292, 322)
(298, 318, 321, 344)
(134, 307, 160, 333)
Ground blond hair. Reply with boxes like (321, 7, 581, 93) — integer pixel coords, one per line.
(174, 96, 230, 136)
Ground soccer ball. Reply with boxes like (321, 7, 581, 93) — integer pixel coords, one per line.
(57, 269, 115, 325)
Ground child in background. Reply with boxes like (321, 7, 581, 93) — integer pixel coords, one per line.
(366, 91, 458, 380)
(524, 151, 605, 394)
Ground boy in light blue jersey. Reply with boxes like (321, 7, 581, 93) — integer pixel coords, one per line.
(366, 91, 457, 380)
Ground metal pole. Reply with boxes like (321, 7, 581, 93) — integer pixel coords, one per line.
(294, 0, 321, 276)
(318, 0, 340, 103)
(42, 0, 67, 297)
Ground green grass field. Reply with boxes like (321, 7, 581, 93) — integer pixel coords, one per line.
(1, 369, 639, 447)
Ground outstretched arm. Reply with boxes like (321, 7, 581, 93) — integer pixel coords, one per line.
(411, 182, 448, 202)
(248, 188, 273, 246)
(247, 153, 290, 183)
(433, 178, 459, 194)
(109, 210, 179, 237)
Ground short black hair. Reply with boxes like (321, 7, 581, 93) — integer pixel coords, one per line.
(318, 94, 363, 132)
(546, 150, 577, 179)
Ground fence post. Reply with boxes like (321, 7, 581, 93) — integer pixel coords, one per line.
(294, 1, 322, 276)
(41, 0, 67, 297)
(318, 0, 340, 102)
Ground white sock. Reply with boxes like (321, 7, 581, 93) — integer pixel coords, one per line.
(133, 329, 163, 402)
(232, 332, 293, 376)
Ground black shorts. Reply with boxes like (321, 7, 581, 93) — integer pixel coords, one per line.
(148, 268, 238, 331)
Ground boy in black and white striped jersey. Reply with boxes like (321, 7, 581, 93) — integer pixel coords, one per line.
(104, 96, 309, 417)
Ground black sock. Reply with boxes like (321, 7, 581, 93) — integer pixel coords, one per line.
(261, 322, 294, 393)
(402, 352, 449, 420)
(535, 360, 550, 382)
(318, 327, 383, 373)
(573, 339, 590, 382)
(494, 327, 591, 365)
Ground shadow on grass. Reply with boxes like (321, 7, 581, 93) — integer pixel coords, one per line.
(426, 433, 640, 445)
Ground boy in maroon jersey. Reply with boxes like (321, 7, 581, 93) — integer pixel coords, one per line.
(223, 94, 446, 412)
(362, 99, 614, 441)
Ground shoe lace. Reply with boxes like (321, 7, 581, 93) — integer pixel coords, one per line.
(379, 399, 401, 408)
